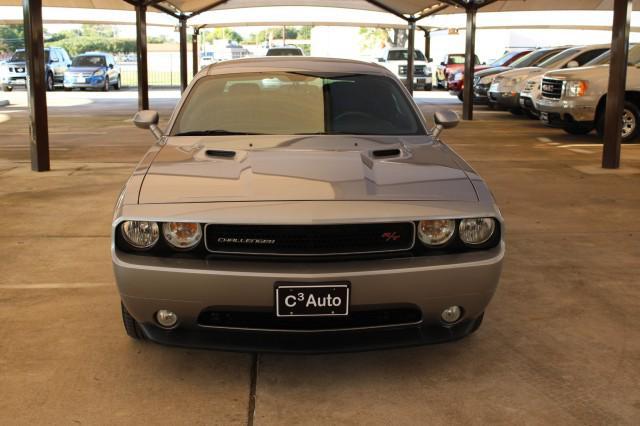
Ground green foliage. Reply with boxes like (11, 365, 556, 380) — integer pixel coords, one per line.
(0, 25, 25, 54)
(203, 28, 243, 44)
(359, 28, 392, 51)
(248, 26, 312, 45)
(44, 25, 135, 56)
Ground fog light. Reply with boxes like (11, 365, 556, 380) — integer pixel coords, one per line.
(441, 306, 462, 324)
(156, 310, 178, 328)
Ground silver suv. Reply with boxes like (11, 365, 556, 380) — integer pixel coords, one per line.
(537, 44, 640, 142)
(0, 47, 71, 91)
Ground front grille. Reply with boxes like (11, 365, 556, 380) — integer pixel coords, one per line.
(541, 78, 564, 99)
(398, 65, 427, 77)
(205, 223, 415, 256)
(198, 305, 423, 330)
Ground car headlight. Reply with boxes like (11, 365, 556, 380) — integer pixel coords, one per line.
(565, 80, 588, 97)
(121, 221, 160, 249)
(459, 218, 496, 245)
(93, 69, 105, 77)
(454, 73, 464, 81)
(480, 75, 494, 84)
(162, 222, 202, 250)
(417, 219, 456, 246)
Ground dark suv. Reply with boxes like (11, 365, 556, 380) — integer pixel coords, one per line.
(0, 47, 72, 91)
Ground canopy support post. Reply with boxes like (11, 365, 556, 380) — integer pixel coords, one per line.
(23, 0, 49, 172)
(192, 27, 200, 77)
(462, 6, 477, 120)
(602, 0, 632, 169)
(179, 17, 188, 92)
(423, 29, 431, 61)
(407, 20, 416, 95)
(135, 2, 149, 110)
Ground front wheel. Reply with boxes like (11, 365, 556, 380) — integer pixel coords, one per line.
(1, 84, 12, 92)
(46, 73, 54, 91)
(596, 101, 640, 143)
(102, 77, 110, 92)
(114, 75, 121, 90)
(509, 108, 524, 116)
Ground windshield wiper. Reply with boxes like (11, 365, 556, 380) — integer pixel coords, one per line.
(174, 129, 263, 136)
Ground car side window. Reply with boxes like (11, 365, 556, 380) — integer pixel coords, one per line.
(50, 50, 59, 63)
(573, 49, 609, 66)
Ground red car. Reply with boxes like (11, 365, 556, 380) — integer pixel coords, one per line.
(436, 53, 481, 89)
(447, 49, 534, 100)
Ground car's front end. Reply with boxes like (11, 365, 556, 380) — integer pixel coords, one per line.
(518, 77, 543, 117)
(536, 67, 605, 130)
(396, 62, 432, 90)
(64, 66, 109, 90)
(472, 67, 510, 105)
(488, 67, 541, 110)
(113, 59, 504, 352)
(0, 59, 27, 91)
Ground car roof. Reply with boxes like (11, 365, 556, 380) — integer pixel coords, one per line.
(203, 56, 392, 77)
(79, 52, 108, 56)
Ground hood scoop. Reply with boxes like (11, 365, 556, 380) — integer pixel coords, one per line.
(206, 149, 236, 159)
(371, 148, 402, 158)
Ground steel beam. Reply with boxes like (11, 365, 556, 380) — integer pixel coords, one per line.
(23, 0, 49, 171)
(179, 17, 188, 92)
(407, 21, 416, 94)
(602, 0, 632, 169)
(462, 7, 477, 120)
(135, 3, 149, 110)
(423, 29, 431, 61)
(192, 27, 199, 77)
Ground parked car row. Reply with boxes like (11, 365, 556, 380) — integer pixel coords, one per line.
(448, 43, 638, 142)
(0, 47, 121, 92)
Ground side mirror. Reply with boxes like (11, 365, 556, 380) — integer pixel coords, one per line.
(432, 110, 459, 138)
(109, 64, 114, 69)
(566, 60, 579, 68)
(377, 57, 386, 62)
(66, 64, 70, 68)
(440, 61, 446, 66)
(133, 110, 163, 140)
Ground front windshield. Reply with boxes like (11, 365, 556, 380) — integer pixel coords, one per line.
(447, 55, 465, 64)
(72, 55, 106, 67)
(388, 50, 426, 61)
(585, 45, 640, 66)
(173, 72, 423, 136)
(537, 47, 580, 68)
(490, 50, 525, 67)
(510, 48, 563, 68)
(11, 50, 49, 62)
(266, 48, 302, 56)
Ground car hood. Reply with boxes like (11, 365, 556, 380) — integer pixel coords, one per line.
(544, 64, 609, 80)
(495, 67, 542, 79)
(138, 135, 479, 204)
(6, 60, 26, 66)
(67, 66, 102, 73)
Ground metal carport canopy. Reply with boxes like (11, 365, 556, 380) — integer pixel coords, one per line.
(3, 0, 638, 172)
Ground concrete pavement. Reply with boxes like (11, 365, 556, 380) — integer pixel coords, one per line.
(1, 89, 639, 424)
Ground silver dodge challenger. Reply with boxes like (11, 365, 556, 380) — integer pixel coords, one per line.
(112, 57, 504, 352)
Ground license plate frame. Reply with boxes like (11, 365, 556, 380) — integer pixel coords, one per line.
(275, 282, 350, 317)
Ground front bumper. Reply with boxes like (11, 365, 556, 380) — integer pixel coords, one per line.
(536, 97, 597, 124)
(1, 74, 27, 87)
(64, 75, 105, 89)
(114, 242, 504, 352)
(400, 76, 432, 90)
(488, 90, 520, 109)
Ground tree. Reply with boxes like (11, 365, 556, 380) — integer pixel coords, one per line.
(0, 25, 25, 54)
(203, 28, 243, 44)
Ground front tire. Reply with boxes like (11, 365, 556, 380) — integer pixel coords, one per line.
(114, 75, 121, 90)
(102, 77, 110, 92)
(1, 84, 12, 92)
(46, 73, 54, 91)
(596, 101, 640, 143)
(121, 302, 145, 340)
(563, 123, 593, 135)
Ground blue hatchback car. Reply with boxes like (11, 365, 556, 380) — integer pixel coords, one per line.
(64, 52, 121, 91)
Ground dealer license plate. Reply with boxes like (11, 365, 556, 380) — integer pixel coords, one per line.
(275, 283, 349, 317)
(489, 82, 498, 93)
(76, 77, 85, 83)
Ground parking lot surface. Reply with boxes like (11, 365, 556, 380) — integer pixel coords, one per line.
(1, 89, 639, 424)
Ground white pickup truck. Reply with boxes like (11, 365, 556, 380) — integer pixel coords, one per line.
(376, 47, 432, 91)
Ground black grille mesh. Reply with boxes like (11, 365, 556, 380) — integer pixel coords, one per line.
(205, 223, 414, 256)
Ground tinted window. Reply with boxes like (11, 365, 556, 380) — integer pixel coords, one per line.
(72, 55, 107, 67)
(266, 48, 303, 56)
(388, 50, 426, 61)
(537, 48, 583, 68)
(447, 55, 465, 64)
(490, 51, 526, 67)
(572, 48, 608, 66)
(585, 44, 640, 66)
(173, 73, 423, 136)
